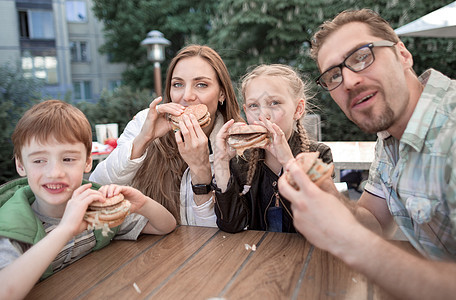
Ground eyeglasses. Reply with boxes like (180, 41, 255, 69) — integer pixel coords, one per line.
(316, 40, 396, 91)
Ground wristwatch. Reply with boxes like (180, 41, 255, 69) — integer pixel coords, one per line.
(192, 183, 213, 195)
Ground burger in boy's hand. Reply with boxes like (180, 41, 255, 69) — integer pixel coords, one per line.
(84, 193, 131, 236)
(227, 122, 269, 156)
(169, 104, 211, 130)
(285, 152, 334, 189)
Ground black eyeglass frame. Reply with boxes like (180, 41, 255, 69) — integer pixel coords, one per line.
(316, 40, 397, 91)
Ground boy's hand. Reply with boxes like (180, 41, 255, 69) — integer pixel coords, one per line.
(99, 184, 147, 214)
(99, 184, 176, 235)
(60, 183, 104, 235)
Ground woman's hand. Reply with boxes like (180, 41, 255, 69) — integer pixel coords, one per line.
(175, 114, 212, 184)
(257, 116, 294, 167)
(132, 97, 184, 159)
(60, 183, 104, 235)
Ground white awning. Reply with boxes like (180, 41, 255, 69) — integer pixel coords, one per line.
(394, 1, 456, 38)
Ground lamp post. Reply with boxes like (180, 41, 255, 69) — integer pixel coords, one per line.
(140, 30, 171, 97)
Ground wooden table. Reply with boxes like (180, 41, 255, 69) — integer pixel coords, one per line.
(324, 141, 376, 182)
(27, 225, 414, 300)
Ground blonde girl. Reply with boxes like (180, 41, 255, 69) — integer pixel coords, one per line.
(213, 64, 333, 233)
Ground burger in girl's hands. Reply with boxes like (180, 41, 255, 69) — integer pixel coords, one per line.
(226, 122, 270, 156)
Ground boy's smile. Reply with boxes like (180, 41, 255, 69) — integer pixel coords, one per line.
(16, 137, 92, 217)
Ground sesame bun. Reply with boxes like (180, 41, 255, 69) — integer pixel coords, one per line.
(169, 104, 211, 130)
(84, 193, 131, 235)
(285, 152, 334, 189)
(227, 122, 269, 156)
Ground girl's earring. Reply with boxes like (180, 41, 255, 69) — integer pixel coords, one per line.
(219, 98, 224, 105)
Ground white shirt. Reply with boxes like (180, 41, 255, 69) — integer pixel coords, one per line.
(90, 108, 223, 227)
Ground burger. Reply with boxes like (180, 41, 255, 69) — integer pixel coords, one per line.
(285, 152, 334, 189)
(169, 104, 211, 130)
(84, 193, 131, 236)
(227, 122, 269, 156)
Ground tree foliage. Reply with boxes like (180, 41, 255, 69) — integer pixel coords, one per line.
(92, 0, 455, 142)
(75, 85, 152, 137)
(92, 0, 217, 90)
(0, 63, 42, 184)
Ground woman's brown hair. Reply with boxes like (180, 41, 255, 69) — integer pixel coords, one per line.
(131, 45, 242, 222)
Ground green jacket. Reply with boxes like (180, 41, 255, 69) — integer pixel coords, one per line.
(0, 178, 119, 279)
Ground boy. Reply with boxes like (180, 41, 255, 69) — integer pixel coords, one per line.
(0, 100, 176, 299)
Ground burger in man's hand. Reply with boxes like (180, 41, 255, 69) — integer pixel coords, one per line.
(227, 122, 270, 156)
(285, 152, 334, 189)
(169, 104, 211, 130)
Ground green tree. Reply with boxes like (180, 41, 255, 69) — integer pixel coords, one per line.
(0, 63, 42, 184)
(92, 0, 217, 90)
(76, 85, 152, 137)
(209, 0, 455, 141)
(92, 0, 455, 141)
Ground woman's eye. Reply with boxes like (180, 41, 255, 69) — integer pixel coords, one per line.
(172, 82, 183, 88)
(63, 158, 76, 162)
(196, 83, 208, 88)
(33, 159, 45, 164)
(247, 103, 258, 109)
(271, 100, 279, 106)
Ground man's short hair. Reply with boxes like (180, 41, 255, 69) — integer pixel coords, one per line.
(310, 9, 401, 63)
(12, 100, 92, 161)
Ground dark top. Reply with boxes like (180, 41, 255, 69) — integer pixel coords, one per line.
(213, 131, 333, 233)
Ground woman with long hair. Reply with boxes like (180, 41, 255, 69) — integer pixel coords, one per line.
(90, 45, 242, 226)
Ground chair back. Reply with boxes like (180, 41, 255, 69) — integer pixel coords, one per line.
(301, 114, 322, 141)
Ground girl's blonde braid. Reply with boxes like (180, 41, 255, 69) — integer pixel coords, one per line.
(296, 120, 310, 153)
(241, 148, 260, 195)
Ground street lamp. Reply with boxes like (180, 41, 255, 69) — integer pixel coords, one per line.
(141, 30, 171, 96)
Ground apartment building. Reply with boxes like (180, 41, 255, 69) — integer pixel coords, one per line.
(0, 0, 126, 101)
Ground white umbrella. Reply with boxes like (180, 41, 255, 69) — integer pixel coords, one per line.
(394, 1, 456, 38)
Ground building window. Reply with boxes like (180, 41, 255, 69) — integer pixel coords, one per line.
(73, 81, 92, 100)
(108, 80, 122, 92)
(66, 1, 88, 22)
(18, 10, 55, 39)
(70, 41, 89, 61)
(21, 54, 58, 84)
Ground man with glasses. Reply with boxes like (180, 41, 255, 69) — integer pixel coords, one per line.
(279, 8, 456, 299)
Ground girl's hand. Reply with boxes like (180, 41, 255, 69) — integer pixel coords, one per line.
(99, 184, 147, 214)
(257, 116, 294, 167)
(214, 119, 236, 163)
(60, 183, 104, 235)
(213, 119, 236, 192)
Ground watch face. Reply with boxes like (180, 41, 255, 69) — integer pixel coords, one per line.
(192, 184, 212, 195)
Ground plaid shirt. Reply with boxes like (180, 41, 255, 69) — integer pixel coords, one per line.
(364, 69, 456, 260)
